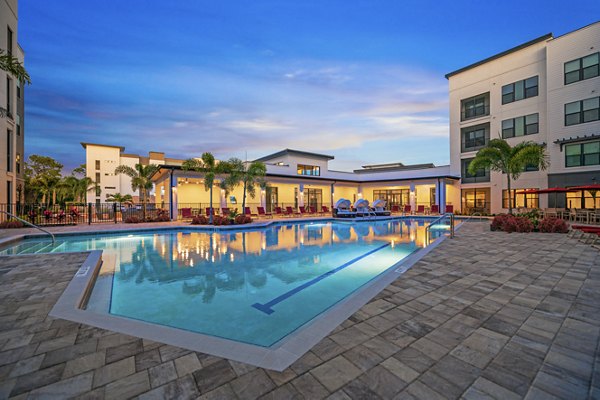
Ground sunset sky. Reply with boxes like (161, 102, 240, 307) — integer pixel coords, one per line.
(19, 0, 600, 171)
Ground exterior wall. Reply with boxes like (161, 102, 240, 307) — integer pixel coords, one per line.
(0, 0, 21, 204)
(546, 23, 600, 177)
(85, 145, 123, 203)
(448, 40, 548, 214)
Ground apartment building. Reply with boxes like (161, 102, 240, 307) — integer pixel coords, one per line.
(81, 143, 184, 204)
(1, 0, 25, 206)
(447, 21, 600, 214)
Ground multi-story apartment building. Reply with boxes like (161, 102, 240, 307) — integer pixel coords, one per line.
(448, 21, 600, 214)
(1, 0, 25, 206)
(81, 143, 184, 204)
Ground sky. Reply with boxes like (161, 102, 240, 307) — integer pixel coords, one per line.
(18, 0, 600, 172)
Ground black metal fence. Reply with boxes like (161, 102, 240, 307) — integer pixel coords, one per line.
(0, 203, 170, 226)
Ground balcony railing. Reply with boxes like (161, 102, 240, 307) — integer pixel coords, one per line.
(461, 106, 490, 121)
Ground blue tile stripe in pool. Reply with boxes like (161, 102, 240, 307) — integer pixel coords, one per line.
(251, 242, 391, 315)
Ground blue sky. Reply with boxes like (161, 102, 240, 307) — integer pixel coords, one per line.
(19, 0, 600, 171)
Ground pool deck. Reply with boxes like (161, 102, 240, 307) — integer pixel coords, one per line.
(1, 221, 599, 399)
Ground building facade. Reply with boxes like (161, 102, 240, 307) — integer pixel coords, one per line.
(448, 21, 600, 214)
(1, 0, 25, 206)
(83, 144, 460, 218)
(81, 143, 183, 204)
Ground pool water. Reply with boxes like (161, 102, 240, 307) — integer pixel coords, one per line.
(1, 219, 448, 347)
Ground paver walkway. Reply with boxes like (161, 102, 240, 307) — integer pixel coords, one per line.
(0, 222, 599, 399)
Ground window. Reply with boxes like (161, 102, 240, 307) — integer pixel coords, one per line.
(461, 123, 489, 152)
(95, 172, 101, 183)
(565, 141, 600, 167)
(16, 79, 20, 99)
(15, 153, 20, 174)
(461, 188, 490, 214)
(95, 160, 101, 170)
(7, 26, 13, 55)
(565, 53, 599, 85)
(461, 158, 490, 183)
(565, 97, 600, 126)
(502, 76, 538, 104)
(502, 189, 539, 209)
(6, 77, 12, 117)
(16, 114, 20, 136)
(297, 164, 320, 176)
(6, 130, 12, 172)
(373, 189, 410, 207)
(461, 93, 489, 121)
(502, 113, 539, 138)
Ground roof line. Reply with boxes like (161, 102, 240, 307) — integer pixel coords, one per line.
(254, 148, 335, 162)
(445, 33, 553, 79)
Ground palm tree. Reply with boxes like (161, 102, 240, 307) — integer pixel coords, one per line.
(1, 49, 31, 119)
(221, 158, 267, 212)
(114, 164, 160, 220)
(468, 139, 548, 214)
(106, 193, 133, 204)
(182, 153, 226, 224)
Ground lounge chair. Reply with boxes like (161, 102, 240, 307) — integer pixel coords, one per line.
(299, 206, 310, 216)
(221, 207, 230, 216)
(321, 206, 330, 215)
(371, 199, 391, 216)
(333, 198, 356, 218)
(403, 205, 412, 215)
(430, 204, 440, 214)
(273, 206, 284, 218)
(257, 206, 272, 219)
(445, 205, 454, 213)
(244, 207, 258, 217)
(285, 206, 299, 217)
(181, 208, 192, 220)
(416, 205, 425, 215)
(354, 199, 374, 217)
(391, 205, 400, 214)
(310, 206, 318, 215)
(205, 207, 216, 216)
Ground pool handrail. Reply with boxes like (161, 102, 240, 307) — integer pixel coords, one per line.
(425, 212, 454, 245)
(0, 210, 56, 244)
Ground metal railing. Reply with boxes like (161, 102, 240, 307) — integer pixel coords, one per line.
(425, 213, 455, 245)
(0, 210, 55, 244)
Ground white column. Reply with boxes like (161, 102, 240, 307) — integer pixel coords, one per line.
(439, 180, 447, 212)
(260, 188, 266, 209)
(170, 172, 178, 220)
(220, 189, 227, 209)
(330, 183, 335, 207)
(298, 184, 304, 207)
(409, 183, 416, 211)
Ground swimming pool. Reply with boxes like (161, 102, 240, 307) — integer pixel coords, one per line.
(1, 218, 451, 364)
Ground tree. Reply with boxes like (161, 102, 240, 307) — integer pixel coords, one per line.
(114, 164, 160, 220)
(468, 139, 548, 214)
(24, 155, 63, 204)
(221, 158, 267, 212)
(106, 193, 133, 204)
(0, 49, 31, 118)
(182, 153, 227, 224)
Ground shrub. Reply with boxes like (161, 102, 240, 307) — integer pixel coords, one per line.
(212, 216, 223, 226)
(0, 220, 24, 229)
(538, 217, 569, 233)
(244, 216, 252, 224)
(124, 216, 142, 224)
(513, 216, 534, 233)
(221, 217, 230, 225)
(234, 215, 246, 225)
(491, 214, 512, 231)
(191, 215, 208, 225)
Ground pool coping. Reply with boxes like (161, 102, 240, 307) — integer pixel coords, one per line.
(45, 218, 460, 371)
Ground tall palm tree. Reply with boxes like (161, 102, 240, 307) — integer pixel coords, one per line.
(182, 153, 226, 224)
(221, 158, 267, 212)
(114, 164, 160, 220)
(468, 139, 548, 214)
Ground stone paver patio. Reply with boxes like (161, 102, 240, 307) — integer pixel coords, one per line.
(1, 222, 599, 399)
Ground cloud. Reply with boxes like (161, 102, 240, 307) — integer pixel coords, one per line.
(226, 118, 292, 131)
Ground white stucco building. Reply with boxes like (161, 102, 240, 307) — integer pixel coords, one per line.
(447, 21, 600, 214)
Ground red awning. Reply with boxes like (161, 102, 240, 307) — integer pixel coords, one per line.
(568, 184, 600, 191)
(515, 187, 578, 195)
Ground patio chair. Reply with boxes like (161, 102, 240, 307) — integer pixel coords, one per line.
(403, 205, 412, 215)
(299, 206, 310, 216)
(391, 205, 400, 214)
(257, 206, 272, 219)
(181, 208, 192, 220)
(273, 206, 284, 218)
(310, 206, 318, 215)
(321, 206, 330, 215)
(445, 205, 454, 214)
(205, 207, 216, 216)
(221, 207, 230, 216)
(285, 206, 299, 217)
(416, 205, 425, 215)
(430, 204, 440, 214)
(244, 207, 258, 217)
